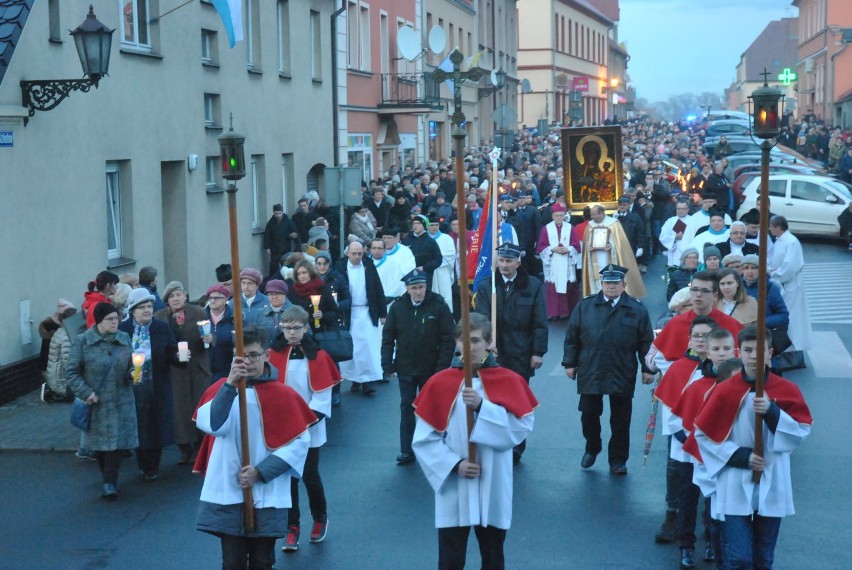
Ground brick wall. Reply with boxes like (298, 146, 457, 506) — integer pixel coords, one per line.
(0, 357, 40, 406)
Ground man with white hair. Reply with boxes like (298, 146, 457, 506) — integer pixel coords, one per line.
(715, 221, 759, 258)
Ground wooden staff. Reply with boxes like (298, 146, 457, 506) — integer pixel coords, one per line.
(226, 185, 255, 530)
(752, 138, 772, 483)
(453, 127, 476, 464)
(490, 153, 500, 348)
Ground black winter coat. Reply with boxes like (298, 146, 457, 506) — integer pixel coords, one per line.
(474, 269, 548, 379)
(118, 318, 180, 449)
(262, 214, 297, 254)
(561, 292, 653, 397)
(402, 232, 442, 280)
(334, 257, 387, 326)
(381, 291, 454, 377)
(614, 211, 647, 254)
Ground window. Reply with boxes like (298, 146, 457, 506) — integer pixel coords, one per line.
(201, 29, 218, 65)
(245, 0, 261, 70)
(106, 164, 122, 259)
(310, 10, 321, 80)
(347, 2, 371, 71)
(768, 179, 786, 197)
(347, 134, 373, 181)
(206, 156, 223, 192)
(281, 154, 294, 210)
(250, 156, 266, 230)
(277, 0, 291, 75)
(791, 180, 829, 202)
(121, 0, 150, 49)
(204, 93, 221, 127)
(48, 0, 61, 41)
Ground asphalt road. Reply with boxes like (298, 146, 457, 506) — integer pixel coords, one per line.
(1, 239, 850, 569)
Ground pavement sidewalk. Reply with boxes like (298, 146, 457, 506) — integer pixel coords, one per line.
(0, 389, 79, 452)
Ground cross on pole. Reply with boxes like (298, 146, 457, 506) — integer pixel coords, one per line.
(758, 67, 772, 86)
(432, 49, 484, 128)
(777, 67, 797, 85)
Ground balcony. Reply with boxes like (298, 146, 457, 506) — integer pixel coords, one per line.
(379, 72, 443, 114)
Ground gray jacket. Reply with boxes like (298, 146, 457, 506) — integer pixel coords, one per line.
(66, 328, 138, 451)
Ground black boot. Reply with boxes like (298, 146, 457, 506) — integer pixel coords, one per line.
(655, 510, 677, 543)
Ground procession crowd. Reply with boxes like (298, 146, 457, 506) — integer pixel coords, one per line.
(35, 114, 821, 569)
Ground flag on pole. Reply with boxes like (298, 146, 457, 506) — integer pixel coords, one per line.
(467, 50, 487, 69)
(211, 0, 243, 48)
(470, 187, 493, 298)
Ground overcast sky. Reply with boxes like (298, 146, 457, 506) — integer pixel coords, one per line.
(618, 0, 798, 102)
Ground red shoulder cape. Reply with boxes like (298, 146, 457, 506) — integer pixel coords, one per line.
(653, 309, 743, 361)
(694, 372, 813, 445)
(654, 357, 701, 410)
(192, 378, 318, 474)
(671, 376, 717, 434)
(268, 345, 342, 392)
(413, 367, 539, 432)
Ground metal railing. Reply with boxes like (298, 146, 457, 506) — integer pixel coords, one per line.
(380, 72, 441, 107)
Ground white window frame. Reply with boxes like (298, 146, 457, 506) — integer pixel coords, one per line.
(277, 0, 291, 75)
(359, 3, 371, 72)
(120, 0, 151, 49)
(202, 29, 218, 64)
(245, 0, 261, 70)
(281, 154, 293, 210)
(106, 164, 122, 260)
(204, 93, 220, 127)
(251, 157, 261, 229)
(347, 134, 373, 181)
(310, 10, 322, 80)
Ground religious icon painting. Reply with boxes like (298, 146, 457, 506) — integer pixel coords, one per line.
(561, 126, 624, 212)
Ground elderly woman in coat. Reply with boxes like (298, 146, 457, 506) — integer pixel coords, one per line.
(120, 288, 181, 482)
(154, 281, 212, 465)
(66, 303, 137, 500)
(349, 204, 377, 244)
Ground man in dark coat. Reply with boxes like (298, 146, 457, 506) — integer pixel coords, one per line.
(613, 197, 647, 271)
(292, 199, 318, 244)
(704, 164, 732, 214)
(365, 188, 392, 231)
(262, 204, 299, 277)
(402, 215, 442, 286)
(513, 192, 543, 275)
(474, 243, 548, 462)
(562, 264, 654, 475)
(381, 269, 455, 466)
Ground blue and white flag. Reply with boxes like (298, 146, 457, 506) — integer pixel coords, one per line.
(211, 0, 243, 48)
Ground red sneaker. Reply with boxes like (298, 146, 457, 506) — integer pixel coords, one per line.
(310, 519, 328, 543)
(282, 525, 299, 552)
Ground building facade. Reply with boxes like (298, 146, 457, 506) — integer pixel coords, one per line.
(792, 0, 852, 126)
(0, 0, 335, 387)
(730, 18, 799, 114)
(517, 0, 615, 127)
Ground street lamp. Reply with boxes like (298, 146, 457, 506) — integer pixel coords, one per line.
(20, 5, 114, 124)
(746, 69, 785, 485)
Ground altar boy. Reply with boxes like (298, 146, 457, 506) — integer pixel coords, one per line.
(694, 325, 812, 569)
(413, 313, 538, 569)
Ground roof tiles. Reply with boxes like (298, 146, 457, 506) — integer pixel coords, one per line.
(0, 0, 34, 86)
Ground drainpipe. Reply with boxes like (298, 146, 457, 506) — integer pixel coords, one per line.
(331, 0, 346, 167)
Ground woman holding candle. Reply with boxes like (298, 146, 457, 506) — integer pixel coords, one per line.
(66, 303, 137, 500)
(204, 284, 237, 381)
(155, 281, 212, 465)
(287, 260, 341, 334)
(119, 288, 181, 482)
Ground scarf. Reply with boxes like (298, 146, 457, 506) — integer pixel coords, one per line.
(357, 213, 375, 233)
(292, 277, 324, 298)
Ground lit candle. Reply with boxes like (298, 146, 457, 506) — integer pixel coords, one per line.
(132, 352, 145, 384)
(197, 320, 211, 348)
(310, 294, 322, 329)
(178, 341, 189, 362)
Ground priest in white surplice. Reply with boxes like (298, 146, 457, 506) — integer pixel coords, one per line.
(659, 200, 693, 267)
(413, 314, 537, 569)
(427, 216, 457, 314)
(370, 235, 414, 305)
(536, 203, 581, 319)
(768, 216, 811, 351)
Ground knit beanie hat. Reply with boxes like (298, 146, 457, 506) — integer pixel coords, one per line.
(93, 303, 119, 324)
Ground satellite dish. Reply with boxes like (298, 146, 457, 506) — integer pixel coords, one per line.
(397, 27, 421, 61)
(491, 69, 499, 87)
(428, 26, 446, 54)
(521, 79, 532, 94)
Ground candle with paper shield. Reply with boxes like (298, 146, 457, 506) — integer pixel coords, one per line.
(310, 295, 322, 328)
(197, 320, 211, 348)
(132, 352, 145, 384)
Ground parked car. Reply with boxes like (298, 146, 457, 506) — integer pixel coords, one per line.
(740, 174, 851, 236)
(706, 119, 752, 137)
(703, 136, 762, 156)
(733, 162, 825, 180)
(697, 110, 751, 130)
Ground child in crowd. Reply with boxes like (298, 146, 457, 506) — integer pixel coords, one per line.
(694, 326, 812, 569)
(267, 306, 341, 552)
(412, 313, 538, 569)
(194, 327, 317, 569)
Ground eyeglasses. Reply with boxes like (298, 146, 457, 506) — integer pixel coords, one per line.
(101, 316, 120, 322)
(280, 325, 307, 332)
(690, 334, 709, 340)
(208, 296, 227, 301)
(689, 288, 714, 296)
(244, 352, 266, 362)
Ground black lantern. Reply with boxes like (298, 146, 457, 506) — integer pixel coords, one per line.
(218, 123, 246, 182)
(20, 5, 114, 124)
(748, 71, 784, 140)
